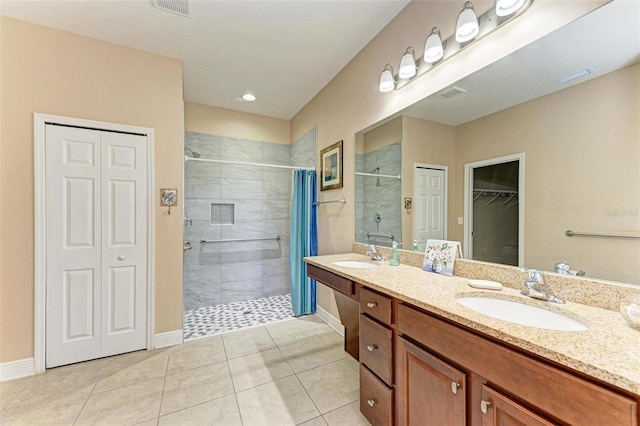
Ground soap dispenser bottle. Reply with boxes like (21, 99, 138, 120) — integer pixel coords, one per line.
(390, 241, 400, 266)
(412, 240, 419, 252)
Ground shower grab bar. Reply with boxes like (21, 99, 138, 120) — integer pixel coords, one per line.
(367, 232, 395, 240)
(313, 198, 347, 206)
(355, 172, 401, 180)
(200, 235, 281, 244)
(564, 230, 640, 239)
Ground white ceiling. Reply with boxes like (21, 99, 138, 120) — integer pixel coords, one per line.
(0, 0, 409, 119)
(401, 0, 640, 126)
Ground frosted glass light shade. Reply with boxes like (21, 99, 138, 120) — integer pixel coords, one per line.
(379, 64, 395, 92)
(398, 47, 416, 79)
(456, 2, 479, 43)
(423, 27, 443, 63)
(496, 0, 525, 16)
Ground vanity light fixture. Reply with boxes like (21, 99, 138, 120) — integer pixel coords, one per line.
(398, 47, 417, 79)
(496, 0, 526, 16)
(456, 2, 479, 43)
(423, 27, 444, 63)
(242, 93, 256, 102)
(379, 64, 396, 92)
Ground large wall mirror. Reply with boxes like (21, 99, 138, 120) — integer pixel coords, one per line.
(355, 0, 640, 285)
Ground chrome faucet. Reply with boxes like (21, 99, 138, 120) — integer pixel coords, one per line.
(184, 212, 193, 226)
(366, 245, 384, 262)
(521, 269, 564, 304)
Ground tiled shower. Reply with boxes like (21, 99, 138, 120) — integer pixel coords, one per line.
(355, 142, 402, 248)
(183, 129, 316, 339)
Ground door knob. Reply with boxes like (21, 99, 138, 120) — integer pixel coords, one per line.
(118, 255, 126, 260)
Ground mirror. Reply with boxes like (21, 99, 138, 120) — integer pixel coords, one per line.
(355, 0, 640, 285)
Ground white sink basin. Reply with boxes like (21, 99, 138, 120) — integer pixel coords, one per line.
(333, 261, 378, 269)
(457, 296, 588, 331)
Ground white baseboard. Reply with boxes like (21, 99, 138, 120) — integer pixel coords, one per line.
(0, 358, 35, 382)
(154, 330, 183, 349)
(316, 305, 345, 337)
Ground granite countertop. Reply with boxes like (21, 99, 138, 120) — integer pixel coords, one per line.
(304, 253, 640, 396)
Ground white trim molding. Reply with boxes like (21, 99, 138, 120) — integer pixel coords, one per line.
(0, 358, 35, 382)
(315, 305, 344, 337)
(154, 330, 184, 349)
(33, 113, 156, 373)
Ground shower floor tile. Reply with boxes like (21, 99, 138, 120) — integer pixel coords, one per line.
(184, 294, 295, 340)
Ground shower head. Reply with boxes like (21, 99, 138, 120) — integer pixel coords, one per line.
(184, 147, 201, 158)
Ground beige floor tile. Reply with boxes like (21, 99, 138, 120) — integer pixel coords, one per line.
(235, 375, 320, 426)
(298, 416, 329, 426)
(222, 326, 277, 359)
(228, 347, 294, 391)
(75, 378, 164, 425)
(0, 391, 88, 426)
(266, 316, 334, 346)
(278, 333, 345, 373)
(134, 418, 159, 426)
(160, 361, 234, 416)
(158, 394, 242, 426)
(297, 359, 360, 414)
(166, 336, 226, 375)
(322, 401, 371, 426)
(94, 350, 169, 393)
(0, 377, 31, 411)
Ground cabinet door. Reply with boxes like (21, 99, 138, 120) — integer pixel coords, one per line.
(396, 337, 466, 426)
(480, 385, 556, 426)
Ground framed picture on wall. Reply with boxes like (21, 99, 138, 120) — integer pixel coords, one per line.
(320, 140, 343, 191)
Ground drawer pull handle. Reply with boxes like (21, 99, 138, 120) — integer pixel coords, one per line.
(451, 382, 460, 394)
(367, 399, 376, 407)
(366, 302, 377, 308)
(480, 400, 491, 414)
(366, 344, 377, 352)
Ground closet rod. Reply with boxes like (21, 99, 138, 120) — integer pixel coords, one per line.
(355, 172, 401, 180)
(185, 156, 315, 171)
(565, 230, 640, 239)
(313, 198, 347, 206)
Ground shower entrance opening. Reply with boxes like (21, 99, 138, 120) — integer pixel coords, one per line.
(182, 130, 317, 340)
(464, 153, 524, 267)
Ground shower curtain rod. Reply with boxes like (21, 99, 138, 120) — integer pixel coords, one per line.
(185, 156, 315, 171)
(355, 171, 401, 180)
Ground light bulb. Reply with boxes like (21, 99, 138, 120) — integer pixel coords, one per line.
(398, 47, 416, 79)
(423, 27, 444, 63)
(456, 2, 479, 43)
(379, 64, 395, 92)
(496, 0, 526, 16)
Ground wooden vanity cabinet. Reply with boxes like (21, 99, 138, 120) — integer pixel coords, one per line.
(396, 303, 638, 426)
(359, 287, 395, 426)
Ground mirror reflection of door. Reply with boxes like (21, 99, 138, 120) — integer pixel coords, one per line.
(465, 155, 523, 266)
(413, 164, 447, 252)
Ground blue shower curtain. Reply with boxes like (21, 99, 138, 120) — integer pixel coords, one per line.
(289, 169, 318, 316)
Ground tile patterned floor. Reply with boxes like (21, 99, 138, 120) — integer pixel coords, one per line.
(0, 315, 370, 426)
(183, 294, 295, 340)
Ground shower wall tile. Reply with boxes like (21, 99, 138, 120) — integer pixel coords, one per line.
(262, 276, 289, 296)
(263, 142, 291, 165)
(263, 180, 292, 201)
(263, 219, 290, 239)
(262, 257, 290, 278)
(186, 199, 218, 222)
(185, 178, 221, 199)
(221, 262, 263, 282)
(220, 222, 264, 240)
(221, 178, 263, 200)
(186, 132, 222, 158)
(263, 239, 289, 261)
(185, 161, 221, 179)
(230, 199, 263, 223)
(263, 200, 290, 220)
(220, 280, 263, 304)
(185, 284, 220, 311)
(220, 163, 263, 180)
(263, 167, 292, 182)
(221, 137, 262, 162)
(184, 220, 220, 241)
(290, 127, 317, 168)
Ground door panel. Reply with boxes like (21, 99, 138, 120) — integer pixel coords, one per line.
(64, 269, 95, 340)
(414, 167, 445, 251)
(108, 266, 137, 333)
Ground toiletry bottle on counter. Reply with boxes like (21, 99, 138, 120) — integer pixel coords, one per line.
(390, 241, 400, 266)
(412, 240, 419, 252)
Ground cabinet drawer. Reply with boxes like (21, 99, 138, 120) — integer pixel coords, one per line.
(360, 314, 393, 385)
(360, 287, 392, 325)
(360, 364, 393, 426)
(397, 303, 638, 426)
(307, 264, 354, 296)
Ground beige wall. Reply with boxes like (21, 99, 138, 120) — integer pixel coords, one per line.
(454, 63, 640, 284)
(185, 102, 290, 144)
(0, 17, 184, 363)
(290, 1, 607, 318)
(362, 116, 402, 154)
(401, 116, 456, 245)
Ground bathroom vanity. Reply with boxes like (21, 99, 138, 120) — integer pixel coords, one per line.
(305, 251, 640, 426)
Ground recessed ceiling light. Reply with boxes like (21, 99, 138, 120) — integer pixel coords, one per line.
(242, 93, 256, 102)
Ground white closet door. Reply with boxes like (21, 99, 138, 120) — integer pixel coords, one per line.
(414, 167, 445, 251)
(46, 125, 103, 367)
(101, 131, 147, 357)
(45, 125, 147, 367)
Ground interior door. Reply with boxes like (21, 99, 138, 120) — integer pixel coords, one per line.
(45, 124, 147, 367)
(414, 166, 445, 252)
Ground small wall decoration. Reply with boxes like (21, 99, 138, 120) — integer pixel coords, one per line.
(422, 239, 461, 276)
(320, 140, 343, 191)
(404, 197, 412, 210)
(161, 188, 178, 215)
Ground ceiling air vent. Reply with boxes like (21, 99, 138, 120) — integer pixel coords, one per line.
(152, 0, 192, 18)
(437, 86, 467, 99)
